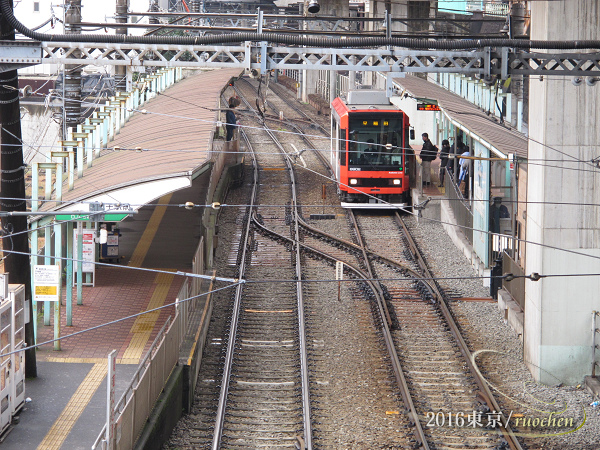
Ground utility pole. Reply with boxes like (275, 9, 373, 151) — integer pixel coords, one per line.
(64, 0, 82, 129)
(115, 0, 129, 92)
(0, 0, 36, 378)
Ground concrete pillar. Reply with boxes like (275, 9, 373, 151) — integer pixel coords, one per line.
(302, 0, 349, 100)
(525, 0, 600, 385)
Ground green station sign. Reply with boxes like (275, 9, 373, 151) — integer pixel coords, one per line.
(56, 213, 129, 222)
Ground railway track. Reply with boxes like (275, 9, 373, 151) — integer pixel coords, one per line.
(168, 77, 524, 450)
(207, 81, 312, 449)
(296, 206, 525, 449)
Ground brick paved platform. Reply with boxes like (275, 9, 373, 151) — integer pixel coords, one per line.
(5, 123, 215, 449)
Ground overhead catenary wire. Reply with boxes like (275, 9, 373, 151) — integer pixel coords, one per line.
(3, 0, 600, 49)
(15, 86, 600, 172)
(0, 281, 243, 359)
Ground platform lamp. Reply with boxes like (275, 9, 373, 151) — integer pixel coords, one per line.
(307, 0, 320, 14)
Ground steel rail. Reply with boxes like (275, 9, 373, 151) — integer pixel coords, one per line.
(394, 212, 524, 450)
(228, 85, 313, 449)
(253, 100, 313, 450)
(348, 210, 394, 327)
(251, 212, 429, 449)
(211, 127, 257, 450)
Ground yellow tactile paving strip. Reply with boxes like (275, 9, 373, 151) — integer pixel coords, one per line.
(46, 357, 106, 364)
(121, 193, 175, 364)
(128, 193, 172, 268)
(39, 193, 176, 448)
(37, 363, 107, 450)
(120, 271, 175, 364)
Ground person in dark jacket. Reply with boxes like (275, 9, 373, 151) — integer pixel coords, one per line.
(225, 96, 240, 141)
(420, 133, 437, 186)
(438, 139, 450, 187)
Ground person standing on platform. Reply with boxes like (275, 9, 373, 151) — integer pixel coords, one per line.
(420, 133, 437, 186)
(438, 139, 450, 187)
(225, 96, 240, 141)
(458, 147, 471, 195)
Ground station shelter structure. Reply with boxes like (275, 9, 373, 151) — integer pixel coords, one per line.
(382, 73, 529, 290)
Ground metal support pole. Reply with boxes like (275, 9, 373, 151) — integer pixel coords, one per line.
(54, 262, 61, 351)
(77, 221, 83, 305)
(66, 221, 73, 325)
(115, 0, 129, 92)
(65, 0, 83, 128)
(106, 349, 116, 450)
(593, 311, 597, 376)
(44, 226, 51, 326)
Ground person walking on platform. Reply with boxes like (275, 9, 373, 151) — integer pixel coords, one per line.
(438, 139, 450, 187)
(225, 96, 240, 141)
(420, 133, 437, 186)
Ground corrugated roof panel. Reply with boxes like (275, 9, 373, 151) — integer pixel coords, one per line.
(394, 75, 528, 159)
(42, 68, 242, 211)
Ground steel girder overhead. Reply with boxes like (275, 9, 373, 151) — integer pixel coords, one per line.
(2, 40, 600, 78)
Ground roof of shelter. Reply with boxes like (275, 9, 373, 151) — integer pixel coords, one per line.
(393, 75, 528, 160)
(41, 68, 242, 213)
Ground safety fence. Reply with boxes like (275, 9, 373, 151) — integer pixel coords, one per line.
(502, 250, 525, 312)
(445, 169, 473, 245)
(92, 238, 207, 450)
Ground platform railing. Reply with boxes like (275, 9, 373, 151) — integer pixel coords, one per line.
(92, 312, 180, 450)
(92, 234, 208, 449)
(502, 250, 525, 311)
(445, 169, 473, 245)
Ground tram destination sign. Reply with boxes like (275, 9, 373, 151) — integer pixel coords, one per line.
(417, 103, 441, 111)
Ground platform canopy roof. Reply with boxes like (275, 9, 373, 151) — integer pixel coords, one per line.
(39, 68, 242, 216)
(391, 74, 528, 160)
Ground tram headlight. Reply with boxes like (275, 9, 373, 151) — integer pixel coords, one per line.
(392, 179, 401, 185)
(349, 178, 358, 185)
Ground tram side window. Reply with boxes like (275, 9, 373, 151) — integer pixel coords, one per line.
(339, 128, 347, 166)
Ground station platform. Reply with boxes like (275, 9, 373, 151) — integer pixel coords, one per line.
(0, 67, 244, 447)
(2, 181, 210, 449)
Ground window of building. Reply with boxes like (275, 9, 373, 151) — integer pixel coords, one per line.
(34, 2, 40, 12)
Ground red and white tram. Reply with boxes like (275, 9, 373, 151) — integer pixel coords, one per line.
(330, 90, 415, 208)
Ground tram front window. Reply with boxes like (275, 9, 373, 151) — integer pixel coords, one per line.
(348, 114, 404, 170)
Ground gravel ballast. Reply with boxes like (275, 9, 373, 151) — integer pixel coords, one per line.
(404, 215, 600, 450)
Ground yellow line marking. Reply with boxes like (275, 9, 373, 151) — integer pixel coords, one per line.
(46, 357, 106, 364)
(128, 193, 173, 268)
(245, 309, 293, 313)
(121, 270, 175, 363)
(122, 192, 176, 363)
(38, 363, 107, 450)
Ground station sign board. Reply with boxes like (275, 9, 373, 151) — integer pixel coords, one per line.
(33, 265, 60, 302)
(56, 213, 129, 222)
